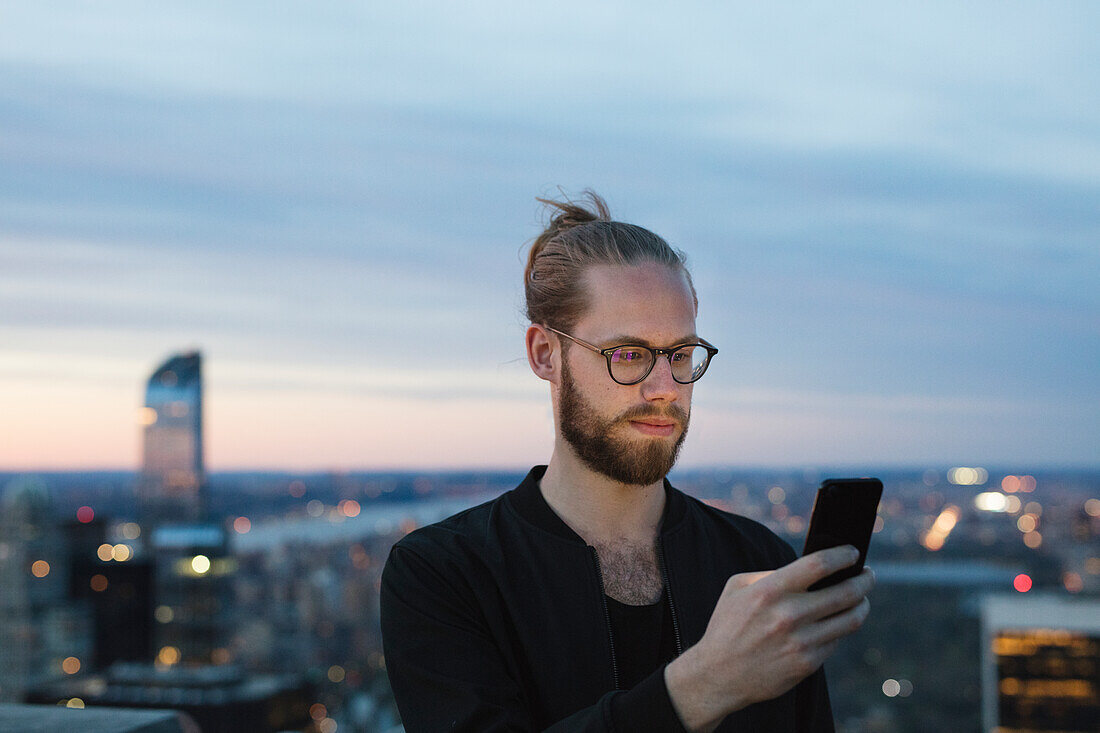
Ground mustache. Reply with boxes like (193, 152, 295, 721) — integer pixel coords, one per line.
(617, 403, 689, 424)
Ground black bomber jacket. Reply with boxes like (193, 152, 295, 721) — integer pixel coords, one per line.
(380, 466, 834, 731)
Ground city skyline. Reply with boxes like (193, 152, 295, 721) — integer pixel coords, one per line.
(1, 2, 1098, 471)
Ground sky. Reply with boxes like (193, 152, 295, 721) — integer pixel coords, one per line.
(1, 1, 1097, 471)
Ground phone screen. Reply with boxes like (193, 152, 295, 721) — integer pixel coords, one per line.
(802, 477, 883, 590)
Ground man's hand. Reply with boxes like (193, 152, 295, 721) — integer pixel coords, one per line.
(665, 545, 875, 732)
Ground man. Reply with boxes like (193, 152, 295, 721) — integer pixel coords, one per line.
(380, 192, 874, 731)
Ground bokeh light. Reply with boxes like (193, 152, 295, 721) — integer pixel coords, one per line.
(948, 467, 987, 486)
(157, 646, 180, 666)
(921, 505, 960, 551)
(136, 406, 157, 425)
(76, 506, 94, 523)
(1063, 572, 1083, 593)
(974, 492, 1007, 512)
(1013, 574, 1032, 593)
(31, 560, 50, 578)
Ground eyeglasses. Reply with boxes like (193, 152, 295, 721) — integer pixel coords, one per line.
(546, 326, 718, 385)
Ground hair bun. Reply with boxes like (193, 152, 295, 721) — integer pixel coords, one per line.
(523, 188, 694, 331)
(536, 189, 611, 237)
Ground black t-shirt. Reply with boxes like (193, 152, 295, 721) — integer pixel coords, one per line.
(605, 592, 679, 690)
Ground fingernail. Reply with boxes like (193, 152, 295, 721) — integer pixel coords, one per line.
(847, 546, 860, 561)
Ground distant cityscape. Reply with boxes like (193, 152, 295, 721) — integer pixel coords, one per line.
(1, 352, 1097, 732)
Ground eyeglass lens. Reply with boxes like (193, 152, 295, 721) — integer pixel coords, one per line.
(607, 345, 710, 384)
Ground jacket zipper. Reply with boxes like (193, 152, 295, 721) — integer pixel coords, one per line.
(656, 538, 685, 656)
(590, 546, 622, 690)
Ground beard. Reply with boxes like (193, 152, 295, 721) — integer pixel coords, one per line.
(558, 357, 690, 486)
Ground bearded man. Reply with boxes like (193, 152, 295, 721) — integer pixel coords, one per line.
(380, 192, 874, 732)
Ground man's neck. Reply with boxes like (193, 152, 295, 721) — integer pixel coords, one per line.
(538, 443, 666, 547)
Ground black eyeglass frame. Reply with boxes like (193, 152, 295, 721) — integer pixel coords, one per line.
(546, 326, 719, 385)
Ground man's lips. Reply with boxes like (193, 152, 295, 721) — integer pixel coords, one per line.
(628, 419, 677, 436)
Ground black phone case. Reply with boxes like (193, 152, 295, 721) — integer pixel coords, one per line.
(802, 477, 883, 591)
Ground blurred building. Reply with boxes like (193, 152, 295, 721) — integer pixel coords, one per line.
(139, 351, 205, 524)
(982, 594, 1100, 732)
(152, 524, 235, 666)
(0, 477, 92, 702)
(67, 517, 155, 669)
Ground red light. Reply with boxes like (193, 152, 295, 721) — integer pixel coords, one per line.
(76, 506, 94, 523)
(1013, 574, 1032, 593)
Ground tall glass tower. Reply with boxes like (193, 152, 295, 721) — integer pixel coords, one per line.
(139, 351, 204, 523)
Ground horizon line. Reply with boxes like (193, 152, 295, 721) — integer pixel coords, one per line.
(3, 462, 1099, 476)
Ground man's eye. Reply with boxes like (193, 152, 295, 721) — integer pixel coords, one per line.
(611, 348, 646, 363)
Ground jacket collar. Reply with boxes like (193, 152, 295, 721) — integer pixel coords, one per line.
(508, 465, 687, 544)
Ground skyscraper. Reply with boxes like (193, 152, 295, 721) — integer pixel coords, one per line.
(139, 351, 204, 523)
(982, 594, 1100, 732)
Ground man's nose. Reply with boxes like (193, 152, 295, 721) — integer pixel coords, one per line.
(640, 354, 679, 399)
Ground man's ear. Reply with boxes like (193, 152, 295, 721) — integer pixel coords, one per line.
(526, 325, 558, 383)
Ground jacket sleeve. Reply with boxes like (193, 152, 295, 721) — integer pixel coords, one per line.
(380, 542, 689, 733)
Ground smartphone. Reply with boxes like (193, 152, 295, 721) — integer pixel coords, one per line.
(802, 477, 883, 591)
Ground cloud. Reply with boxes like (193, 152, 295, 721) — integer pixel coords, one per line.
(1, 1, 1097, 466)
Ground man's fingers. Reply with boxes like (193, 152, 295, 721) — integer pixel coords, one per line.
(765, 546, 861, 592)
(804, 597, 871, 647)
(802, 567, 875, 621)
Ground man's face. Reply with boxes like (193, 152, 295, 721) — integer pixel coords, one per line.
(555, 262, 698, 486)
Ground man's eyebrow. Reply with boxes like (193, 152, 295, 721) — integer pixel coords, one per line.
(602, 334, 701, 347)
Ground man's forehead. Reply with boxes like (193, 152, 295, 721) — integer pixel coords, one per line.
(584, 262, 689, 291)
(577, 262, 697, 342)
(599, 331, 700, 347)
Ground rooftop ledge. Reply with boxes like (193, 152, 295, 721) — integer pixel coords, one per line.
(0, 704, 197, 733)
